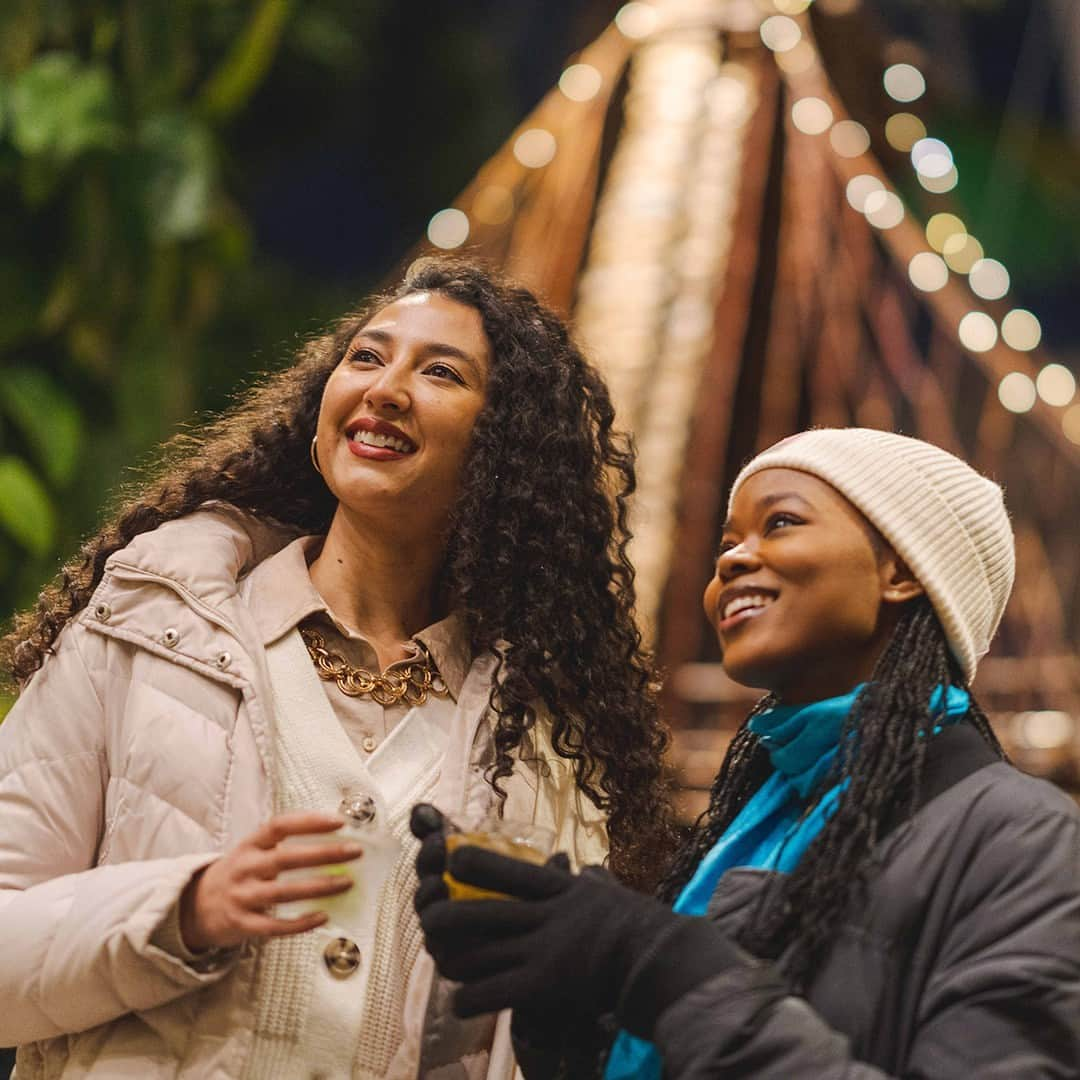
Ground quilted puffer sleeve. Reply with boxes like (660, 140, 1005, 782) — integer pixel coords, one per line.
(0, 626, 232, 1046)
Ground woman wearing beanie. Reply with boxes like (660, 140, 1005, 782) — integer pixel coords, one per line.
(413, 428, 1080, 1078)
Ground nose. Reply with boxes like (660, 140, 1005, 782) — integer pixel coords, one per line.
(715, 540, 761, 582)
(363, 362, 411, 413)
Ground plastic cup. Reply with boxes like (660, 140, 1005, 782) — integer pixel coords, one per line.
(443, 816, 555, 900)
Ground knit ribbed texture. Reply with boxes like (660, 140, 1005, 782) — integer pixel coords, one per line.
(729, 428, 1015, 681)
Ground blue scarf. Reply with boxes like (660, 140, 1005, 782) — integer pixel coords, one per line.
(604, 684, 970, 1080)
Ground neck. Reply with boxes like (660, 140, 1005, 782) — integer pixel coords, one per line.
(309, 506, 447, 665)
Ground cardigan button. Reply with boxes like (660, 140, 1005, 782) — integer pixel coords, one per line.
(323, 937, 361, 978)
(361, 735, 377, 753)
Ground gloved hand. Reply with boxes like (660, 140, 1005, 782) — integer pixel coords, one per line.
(410, 802, 449, 912)
(415, 840, 744, 1038)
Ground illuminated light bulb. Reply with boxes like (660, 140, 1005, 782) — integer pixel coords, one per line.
(968, 258, 1009, 301)
(909, 252, 949, 292)
(942, 233, 983, 274)
(911, 137, 953, 179)
(885, 112, 926, 152)
(773, 0, 812, 12)
(846, 174, 884, 212)
(1062, 404, 1080, 445)
(829, 120, 870, 158)
(926, 212, 966, 252)
(883, 63, 926, 103)
(864, 189, 904, 229)
(559, 63, 603, 102)
(791, 97, 833, 134)
(774, 39, 817, 74)
(472, 185, 515, 226)
(513, 128, 557, 168)
(615, 2, 658, 39)
(1036, 364, 1076, 407)
(1001, 309, 1041, 351)
(427, 208, 469, 250)
(958, 311, 998, 353)
(998, 371, 1037, 413)
(918, 165, 959, 193)
(761, 15, 802, 52)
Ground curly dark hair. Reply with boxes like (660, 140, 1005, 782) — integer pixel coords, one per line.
(658, 596, 1004, 986)
(2, 257, 675, 888)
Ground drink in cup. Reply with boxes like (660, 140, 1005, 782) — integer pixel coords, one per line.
(277, 789, 401, 936)
(443, 816, 555, 900)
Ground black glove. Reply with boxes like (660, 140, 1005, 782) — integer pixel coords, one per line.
(410, 802, 449, 912)
(417, 841, 746, 1038)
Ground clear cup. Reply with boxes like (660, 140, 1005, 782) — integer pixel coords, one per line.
(443, 814, 555, 900)
(277, 790, 401, 936)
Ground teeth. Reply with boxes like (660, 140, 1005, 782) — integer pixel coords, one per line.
(352, 430, 412, 453)
(723, 594, 773, 621)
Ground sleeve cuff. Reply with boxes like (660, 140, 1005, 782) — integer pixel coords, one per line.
(616, 915, 750, 1039)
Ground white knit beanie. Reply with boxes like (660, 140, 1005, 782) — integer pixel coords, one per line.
(729, 428, 1015, 682)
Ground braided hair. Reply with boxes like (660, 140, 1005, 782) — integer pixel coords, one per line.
(659, 595, 1003, 987)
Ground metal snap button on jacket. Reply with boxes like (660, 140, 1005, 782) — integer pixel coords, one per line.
(93, 603, 111, 622)
(162, 628, 180, 647)
(323, 937, 361, 978)
(214, 651, 232, 669)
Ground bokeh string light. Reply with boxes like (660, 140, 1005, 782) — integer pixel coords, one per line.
(755, 0, 1070, 438)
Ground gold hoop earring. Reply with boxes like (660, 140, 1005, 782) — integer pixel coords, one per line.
(310, 435, 322, 475)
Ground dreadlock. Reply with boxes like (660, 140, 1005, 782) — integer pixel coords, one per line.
(659, 595, 1003, 988)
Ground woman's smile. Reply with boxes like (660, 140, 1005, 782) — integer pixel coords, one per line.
(345, 416, 417, 459)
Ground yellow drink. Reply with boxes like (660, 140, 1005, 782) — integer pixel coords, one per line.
(443, 830, 549, 900)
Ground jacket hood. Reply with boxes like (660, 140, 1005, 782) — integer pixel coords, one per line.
(104, 503, 301, 608)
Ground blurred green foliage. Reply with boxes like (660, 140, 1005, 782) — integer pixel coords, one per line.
(0, 0, 378, 618)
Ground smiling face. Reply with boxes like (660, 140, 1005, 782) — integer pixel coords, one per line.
(314, 291, 491, 536)
(702, 468, 923, 703)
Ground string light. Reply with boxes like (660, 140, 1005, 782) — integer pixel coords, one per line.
(761, 15, 802, 53)
(1063, 404, 1080, 445)
(559, 63, 603, 102)
(958, 311, 998, 352)
(615, 2, 658, 39)
(773, 0, 812, 13)
(968, 258, 1009, 301)
(864, 189, 904, 229)
(1036, 364, 1076, 407)
(883, 63, 926, 103)
(1001, 309, 1042, 351)
(911, 137, 953, 179)
(846, 174, 884, 212)
(942, 233, 983, 274)
(908, 252, 949, 292)
(427, 208, 469, 249)
(791, 97, 833, 134)
(998, 372, 1037, 413)
(513, 128, 557, 168)
(829, 120, 870, 157)
(885, 113, 926, 151)
(917, 165, 958, 193)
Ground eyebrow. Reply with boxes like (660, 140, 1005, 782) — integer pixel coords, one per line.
(352, 328, 484, 377)
(721, 491, 815, 533)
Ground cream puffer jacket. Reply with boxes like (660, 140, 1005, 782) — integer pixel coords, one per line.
(0, 507, 608, 1078)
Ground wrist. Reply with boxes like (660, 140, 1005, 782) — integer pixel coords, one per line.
(179, 867, 213, 954)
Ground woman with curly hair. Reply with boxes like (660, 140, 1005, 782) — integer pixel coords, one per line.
(415, 428, 1080, 1078)
(0, 257, 672, 1079)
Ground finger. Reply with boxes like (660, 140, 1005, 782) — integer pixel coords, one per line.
(419, 897, 540, 939)
(414, 874, 449, 913)
(432, 939, 524, 983)
(447, 845, 570, 901)
(453, 971, 530, 1018)
(238, 909, 329, 939)
(252, 812, 346, 848)
(415, 832, 447, 877)
(270, 842, 365, 875)
(249, 873, 355, 907)
(410, 802, 446, 840)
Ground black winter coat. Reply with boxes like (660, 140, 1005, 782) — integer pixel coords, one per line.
(523, 724, 1080, 1078)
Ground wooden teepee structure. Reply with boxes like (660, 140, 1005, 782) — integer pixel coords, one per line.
(405, 0, 1080, 817)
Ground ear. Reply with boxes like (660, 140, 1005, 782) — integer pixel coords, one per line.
(879, 552, 924, 605)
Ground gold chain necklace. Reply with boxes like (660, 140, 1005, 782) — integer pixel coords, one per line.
(300, 626, 449, 706)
